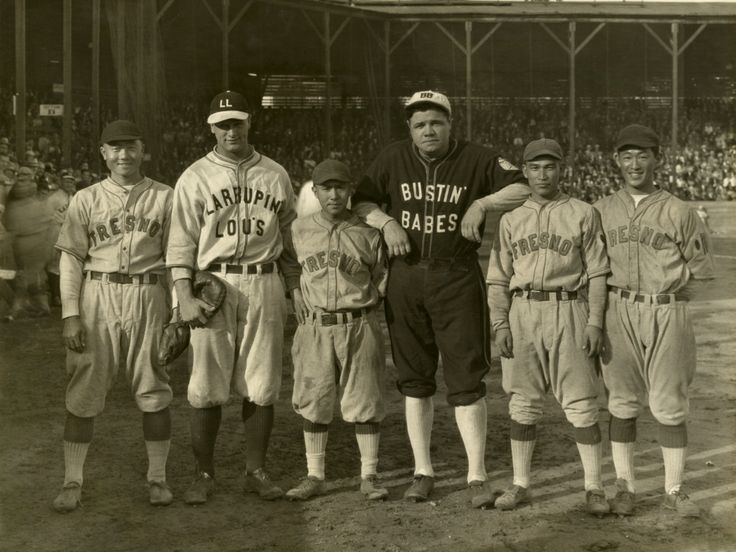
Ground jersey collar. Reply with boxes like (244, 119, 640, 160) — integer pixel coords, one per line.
(101, 176, 151, 197)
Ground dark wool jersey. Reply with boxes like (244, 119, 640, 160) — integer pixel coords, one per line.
(354, 138, 525, 260)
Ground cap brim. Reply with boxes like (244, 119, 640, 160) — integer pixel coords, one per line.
(525, 149, 562, 161)
(405, 100, 451, 116)
(101, 134, 141, 144)
(616, 141, 658, 150)
(207, 111, 249, 124)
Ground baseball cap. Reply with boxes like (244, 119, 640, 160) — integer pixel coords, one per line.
(17, 166, 34, 177)
(523, 138, 563, 162)
(60, 169, 76, 180)
(312, 159, 353, 186)
(100, 120, 142, 144)
(405, 90, 452, 117)
(615, 124, 659, 151)
(208, 90, 250, 125)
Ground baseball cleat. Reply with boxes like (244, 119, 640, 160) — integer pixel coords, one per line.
(53, 482, 82, 513)
(403, 475, 434, 502)
(286, 476, 325, 501)
(468, 480, 495, 509)
(494, 484, 531, 511)
(244, 468, 284, 500)
(148, 480, 174, 506)
(610, 478, 635, 516)
(360, 475, 389, 501)
(184, 472, 214, 505)
(586, 489, 611, 517)
(663, 489, 701, 518)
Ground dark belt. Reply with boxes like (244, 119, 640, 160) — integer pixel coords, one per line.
(86, 271, 159, 284)
(309, 309, 368, 326)
(206, 262, 275, 275)
(610, 287, 686, 305)
(400, 255, 477, 269)
(513, 289, 578, 301)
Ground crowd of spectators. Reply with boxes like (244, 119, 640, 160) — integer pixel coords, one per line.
(1, 91, 734, 320)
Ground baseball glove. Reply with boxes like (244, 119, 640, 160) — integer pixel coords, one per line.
(192, 270, 227, 317)
(156, 318, 191, 370)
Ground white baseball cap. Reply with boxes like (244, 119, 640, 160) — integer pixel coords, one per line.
(405, 90, 452, 117)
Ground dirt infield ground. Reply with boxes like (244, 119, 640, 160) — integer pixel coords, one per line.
(1, 202, 734, 552)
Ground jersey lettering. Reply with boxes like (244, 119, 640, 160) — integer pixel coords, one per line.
(400, 211, 458, 234)
(398, 182, 465, 204)
(205, 185, 284, 216)
(87, 214, 163, 247)
(300, 250, 361, 276)
(606, 224, 667, 251)
(214, 217, 266, 238)
(510, 232, 573, 259)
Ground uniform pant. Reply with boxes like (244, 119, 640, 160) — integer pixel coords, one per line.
(291, 310, 385, 424)
(601, 292, 695, 425)
(65, 278, 172, 417)
(187, 270, 287, 408)
(386, 257, 490, 406)
(502, 297, 600, 427)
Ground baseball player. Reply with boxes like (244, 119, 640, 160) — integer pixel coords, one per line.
(281, 159, 389, 501)
(3, 165, 53, 318)
(487, 138, 610, 515)
(0, 172, 16, 312)
(352, 91, 530, 507)
(167, 90, 298, 505)
(594, 124, 715, 517)
(52, 120, 174, 512)
(46, 170, 77, 307)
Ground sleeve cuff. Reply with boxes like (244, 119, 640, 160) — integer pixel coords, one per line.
(171, 267, 193, 281)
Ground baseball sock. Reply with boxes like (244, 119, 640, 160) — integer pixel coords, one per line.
(658, 421, 688, 493)
(62, 412, 94, 486)
(610, 416, 637, 493)
(355, 422, 380, 479)
(304, 420, 329, 480)
(575, 424, 604, 491)
(510, 421, 536, 488)
(242, 401, 274, 473)
(405, 396, 434, 477)
(191, 406, 221, 476)
(454, 398, 488, 483)
(143, 408, 171, 483)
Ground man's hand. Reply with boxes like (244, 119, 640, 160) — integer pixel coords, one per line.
(178, 295, 215, 328)
(63, 316, 86, 353)
(382, 220, 411, 257)
(582, 325, 603, 358)
(291, 288, 310, 325)
(461, 201, 486, 243)
(495, 328, 514, 359)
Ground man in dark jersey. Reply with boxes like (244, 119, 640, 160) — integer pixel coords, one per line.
(353, 90, 529, 508)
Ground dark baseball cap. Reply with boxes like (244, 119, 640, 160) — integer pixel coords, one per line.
(523, 138, 563, 162)
(615, 124, 659, 151)
(405, 90, 452, 117)
(100, 120, 142, 144)
(312, 159, 353, 186)
(208, 90, 250, 124)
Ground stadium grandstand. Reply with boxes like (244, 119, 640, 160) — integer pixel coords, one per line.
(1, 0, 734, 201)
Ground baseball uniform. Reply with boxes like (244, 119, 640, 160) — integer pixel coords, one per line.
(55, 176, 173, 417)
(594, 123, 716, 517)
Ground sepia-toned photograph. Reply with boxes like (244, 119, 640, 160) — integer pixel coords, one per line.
(0, 1, 734, 550)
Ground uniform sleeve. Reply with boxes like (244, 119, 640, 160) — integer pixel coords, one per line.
(279, 221, 301, 291)
(485, 215, 514, 287)
(581, 207, 610, 279)
(370, 234, 389, 298)
(473, 183, 530, 213)
(54, 193, 89, 262)
(166, 172, 204, 281)
(59, 251, 84, 319)
(276, 171, 300, 286)
(680, 207, 715, 281)
(353, 154, 395, 230)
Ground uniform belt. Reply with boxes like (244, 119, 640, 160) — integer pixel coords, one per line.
(513, 289, 578, 301)
(309, 309, 368, 326)
(86, 271, 159, 284)
(401, 256, 477, 269)
(206, 262, 275, 275)
(610, 287, 686, 305)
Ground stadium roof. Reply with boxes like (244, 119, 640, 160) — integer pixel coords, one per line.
(285, 0, 736, 23)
